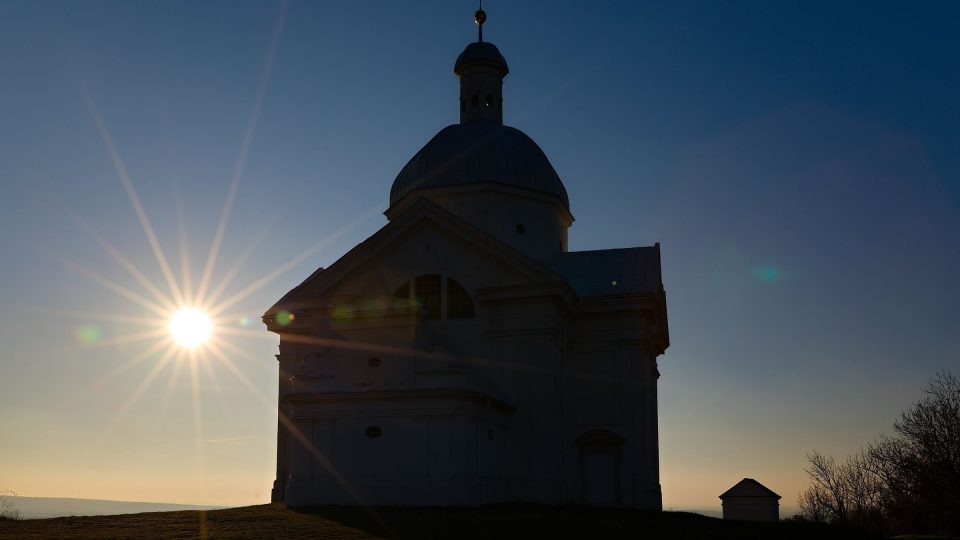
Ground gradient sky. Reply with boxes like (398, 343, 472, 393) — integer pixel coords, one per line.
(1, 0, 958, 513)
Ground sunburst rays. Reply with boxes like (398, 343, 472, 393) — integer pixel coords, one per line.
(50, 0, 386, 507)
(54, 0, 405, 516)
(194, 0, 287, 309)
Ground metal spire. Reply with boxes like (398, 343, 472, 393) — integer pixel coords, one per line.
(475, 2, 486, 43)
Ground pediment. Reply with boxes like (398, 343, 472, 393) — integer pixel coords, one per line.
(265, 199, 569, 317)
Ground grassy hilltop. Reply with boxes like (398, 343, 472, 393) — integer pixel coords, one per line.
(0, 503, 877, 539)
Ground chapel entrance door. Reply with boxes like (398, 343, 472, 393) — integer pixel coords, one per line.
(583, 449, 618, 504)
(576, 430, 624, 505)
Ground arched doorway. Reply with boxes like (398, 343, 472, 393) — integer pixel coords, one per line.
(576, 430, 625, 505)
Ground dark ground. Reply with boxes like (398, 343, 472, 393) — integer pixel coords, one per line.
(0, 503, 881, 539)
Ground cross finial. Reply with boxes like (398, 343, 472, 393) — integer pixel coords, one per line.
(475, 2, 486, 43)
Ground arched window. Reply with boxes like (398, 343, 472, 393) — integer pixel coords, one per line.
(485, 94, 493, 108)
(471, 94, 479, 108)
(393, 274, 476, 321)
(415, 274, 442, 320)
(447, 278, 475, 319)
(393, 281, 410, 299)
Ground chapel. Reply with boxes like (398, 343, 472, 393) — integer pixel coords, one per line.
(263, 10, 669, 509)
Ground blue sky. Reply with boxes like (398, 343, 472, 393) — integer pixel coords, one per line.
(0, 1, 957, 510)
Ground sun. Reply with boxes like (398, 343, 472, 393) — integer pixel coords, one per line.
(168, 307, 213, 348)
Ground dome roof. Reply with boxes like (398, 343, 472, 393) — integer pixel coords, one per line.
(454, 42, 509, 76)
(390, 120, 569, 209)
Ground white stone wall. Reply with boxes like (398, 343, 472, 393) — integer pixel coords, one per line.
(459, 63, 504, 124)
(270, 207, 664, 508)
(283, 413, 494, 506)
(722, 497, 780, 522)
(428, 189, 570, 262)
(564, 306, 663, 509)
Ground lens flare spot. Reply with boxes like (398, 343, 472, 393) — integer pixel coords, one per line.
(76, 325, 101, 344)
(169, 307, 213, 348)
(751, 265, 781, 284)
(332, 304, 354, 321)
(239, 316, 252, 326)
(275, 310, 295, 326)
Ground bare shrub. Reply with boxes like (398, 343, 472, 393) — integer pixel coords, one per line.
(0, 490, 20, 521)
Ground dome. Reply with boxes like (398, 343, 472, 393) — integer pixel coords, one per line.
(454, 42, 509, 76)
(390, 120, 569, 209)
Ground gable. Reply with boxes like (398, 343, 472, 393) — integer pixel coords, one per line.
(265, 199, 570, 315)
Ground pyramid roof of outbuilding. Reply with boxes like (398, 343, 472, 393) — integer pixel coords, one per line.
(719, 478, 781, 499)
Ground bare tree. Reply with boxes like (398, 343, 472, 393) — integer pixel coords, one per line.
(800, 450, 849, 524)
(798, 483, 828, 523)
(844, 452, 884, 526)
(802, 371, 960, 536)
(867, 371, 960, 535)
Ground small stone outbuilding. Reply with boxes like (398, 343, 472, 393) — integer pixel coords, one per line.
(719, 478, 781, 522)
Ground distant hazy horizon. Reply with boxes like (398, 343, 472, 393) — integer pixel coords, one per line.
(4, 495, 226, 520)
(8, 495, 771, 521)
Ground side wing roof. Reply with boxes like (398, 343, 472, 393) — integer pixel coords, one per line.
(550, 245, 662, 298)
